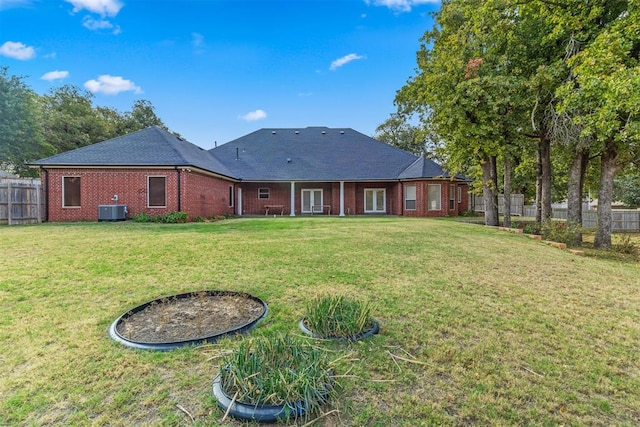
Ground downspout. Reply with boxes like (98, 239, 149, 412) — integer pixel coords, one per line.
(176, 168, 182, 212)
(43, 167, 49, 222)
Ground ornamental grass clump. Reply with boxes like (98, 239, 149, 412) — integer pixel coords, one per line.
(305, 295, 374, 338)
(220, 333, 334, 418)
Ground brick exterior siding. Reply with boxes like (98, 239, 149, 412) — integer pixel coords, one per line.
(41, 168, 469, 221)
(236, 180, 468, 216)
(42, 168, 234, 222)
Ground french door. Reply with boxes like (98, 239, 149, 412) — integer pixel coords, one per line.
(301, 189, 323, 213)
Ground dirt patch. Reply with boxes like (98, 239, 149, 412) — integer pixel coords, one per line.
(116, 292, 265, 343)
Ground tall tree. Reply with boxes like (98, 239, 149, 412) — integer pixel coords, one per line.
(557, 0, 640, 248)
(121, 100, 168, 134)
(40, 85, 108, 153)
(395, 0, 529, 226)
(374, 113, 434, 158)
(0, 67, 50, 177)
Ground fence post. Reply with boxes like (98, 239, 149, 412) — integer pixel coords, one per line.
(7, 180, 12, 226)
(36, 182, 42, 223)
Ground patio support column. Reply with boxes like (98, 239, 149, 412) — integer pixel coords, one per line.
(290, 181, 296, 216)
(237, 187, 242, 216)
(339, 181, 345, 216)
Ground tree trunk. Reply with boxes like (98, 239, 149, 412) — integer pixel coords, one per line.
(482, 155, 499, 226)
(503, 156, 512, 228)
(594, 141, 618, 249)
(535, 147, 542, 224)
(567, 147, 589, 246)
(539, 135, 553, 222)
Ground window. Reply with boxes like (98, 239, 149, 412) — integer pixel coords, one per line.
(63, 176, 81, 207)
(148, 176, 166, 207)
(229, 186, 234, 207)
(258, 188, 270, 199)
(428, 184, 441, 211)
(449, 184, 456, 210)
(364, 188, 386, 213)
(405, 185, 416, 210)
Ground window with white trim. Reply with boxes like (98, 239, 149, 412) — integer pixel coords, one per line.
(148, 176, 166, 207)
(258, 188, 270, 199)
(63, 176, 81, 207)
(405, 185, 416, 210)
(428, 184, 441, 211)
(449, 184, 456, 210)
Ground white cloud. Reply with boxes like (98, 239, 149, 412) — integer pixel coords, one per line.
(0, 0, 34, 11)
(365, 0, 439, 13)
(82, 16, 121, 33)
(329, 53, 365, 71)
(84, 75, 142, 95)
(65, 0, 123, 17)
(0, 41, 35, 60)
(41, 70, 69, 81)
(192, 32, 204, 47)
(239, 109, 267, 121)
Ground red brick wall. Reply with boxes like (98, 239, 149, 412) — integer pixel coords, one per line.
(180, 171, 235, 218)
(42, 168, 233, 222)
(235, 180, 468, 217)
(401, 180, 469, 217)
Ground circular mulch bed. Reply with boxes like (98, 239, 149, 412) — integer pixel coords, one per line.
(108, 290, 268, 350)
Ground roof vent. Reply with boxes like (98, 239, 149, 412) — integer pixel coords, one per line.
(340, 131, 345, 134)
(287, 158, 291, 163)
(272, 131, 276, 134)
(321, 131, 326, 134)
(295, 130, 299, 134)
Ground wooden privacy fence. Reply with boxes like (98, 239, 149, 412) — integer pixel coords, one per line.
(471, 194, 640, 232)
(0, 178, 43, 225)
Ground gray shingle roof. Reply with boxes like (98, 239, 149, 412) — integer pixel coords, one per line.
(30, 125, 461, 182)
(210, 127, 453, 181)
(29, 126, 234, 178)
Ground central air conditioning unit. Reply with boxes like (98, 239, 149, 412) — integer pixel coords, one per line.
(98, 205, 127, 221)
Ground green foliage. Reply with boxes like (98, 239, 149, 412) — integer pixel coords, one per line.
(130, 211, 188, 223)
(220, 333, 334, 420)
(0, 67, 50, 177)
(161, 211, 188, 223)
(540, 221, 583, 246)
(614, 234, 638, 255)
(614, 175, 640, 207)
(130, 212, 158, 223)
(192, 216, 205, 222)
(304, 295, 374, 338)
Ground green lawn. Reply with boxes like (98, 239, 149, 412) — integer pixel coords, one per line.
(1, 217, 639, 426)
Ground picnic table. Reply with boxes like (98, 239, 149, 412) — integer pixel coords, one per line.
(264, 205, 285, 215)
(311, 205, 331, 215)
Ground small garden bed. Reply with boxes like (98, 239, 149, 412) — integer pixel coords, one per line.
(299, 295, 379, 341)
(109, 290, 268, 350)
(213, 333, 335, 423)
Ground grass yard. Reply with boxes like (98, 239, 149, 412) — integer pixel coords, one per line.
(1, 217, 639, 426)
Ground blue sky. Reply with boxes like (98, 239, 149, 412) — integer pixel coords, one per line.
(0, 0, 439, 149)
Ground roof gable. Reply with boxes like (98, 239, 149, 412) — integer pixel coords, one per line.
(30, 126, 234, 178)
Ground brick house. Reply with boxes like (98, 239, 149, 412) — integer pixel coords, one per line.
(30, 126, 469, 222)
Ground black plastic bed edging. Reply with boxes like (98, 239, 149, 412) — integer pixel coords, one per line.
(108, 290, 268, 351)
(212, 368, 332, 423)
(212, 372, 307, 422)
(298, 317, 380, 341)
